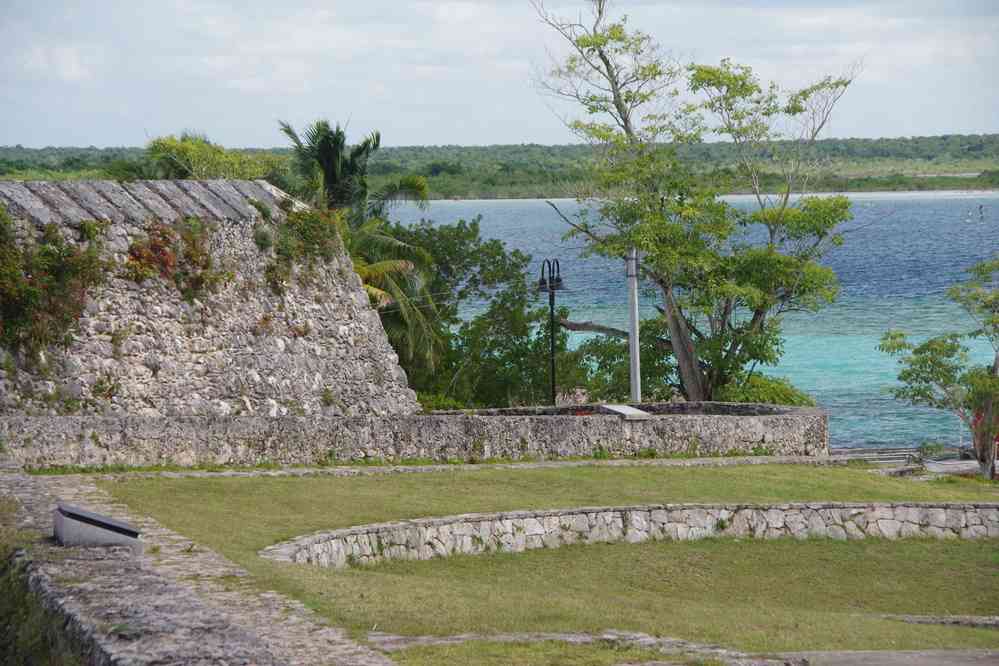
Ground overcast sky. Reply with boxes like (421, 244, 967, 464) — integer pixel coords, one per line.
(1, 0, 997, 148)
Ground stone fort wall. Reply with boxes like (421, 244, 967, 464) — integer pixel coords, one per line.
(0, 179, 418, 420)
(0, 180, 828, 469)
(0, 403, 826, 468)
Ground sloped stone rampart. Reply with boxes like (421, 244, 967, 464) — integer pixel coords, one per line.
(0, 179, 418, 420)
(260, 502, 999, 569)
(0, 402, 826, 467)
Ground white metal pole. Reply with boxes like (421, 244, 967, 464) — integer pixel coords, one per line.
(627, 247, 642, 403)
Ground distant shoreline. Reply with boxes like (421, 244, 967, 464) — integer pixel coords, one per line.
(419, 188, 999, 203)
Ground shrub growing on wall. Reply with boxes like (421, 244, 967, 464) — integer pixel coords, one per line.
(260, 208, 344, 295)
(123, 217, 232, 302)
(0, 205, 107, 366)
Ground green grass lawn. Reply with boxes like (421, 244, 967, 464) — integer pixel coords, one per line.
(100, 465, 999, 655)
(390, 641, 696, 665)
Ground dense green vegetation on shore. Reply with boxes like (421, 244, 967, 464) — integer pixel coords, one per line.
(2, 133, 997, 198)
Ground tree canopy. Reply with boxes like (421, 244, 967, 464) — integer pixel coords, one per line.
(535, 0, 854, 401)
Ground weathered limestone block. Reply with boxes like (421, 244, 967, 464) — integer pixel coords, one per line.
(764, 508, 785, 529)
(827, 525, 848, 540)
(877, 519, 902, 539)
(925, 508, 948, 528)
(945, 508, 967, 530)
(523, 518, 545, 536)
(807, 513, 827, 537)
(786, 512, 809, 539)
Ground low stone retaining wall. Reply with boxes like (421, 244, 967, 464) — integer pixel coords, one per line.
(0, 402, 827, 468)
(260, 502, 999, 569)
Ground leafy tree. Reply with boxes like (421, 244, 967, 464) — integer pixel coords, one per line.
(536, 0, 851, 401)
(146, 132, 283, 180)
(450, 298, 589, 408)
(387, 217, 545, 404)
(574, 318, 677, 402)
(880, 256, 999, 479)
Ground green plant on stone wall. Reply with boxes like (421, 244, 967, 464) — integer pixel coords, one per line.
(253, 225, 273, 252)
(110, 324, 133, 360)
(91, 372, 120, 400)
(715, 375, 816, 407)
(320, 387, 341, 408)
(468, 437, 486, 464)
(123, 217, 233, 303)
(122, 222, 176, 283)
(172, 217, 232, 302)
(264, 208, 343, 295)
(0, 204, 108, 366)
(2, 353, 16, 378)
(247, 199, 273, 223)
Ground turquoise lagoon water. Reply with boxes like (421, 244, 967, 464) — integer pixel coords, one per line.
(393, 191, 999, 449)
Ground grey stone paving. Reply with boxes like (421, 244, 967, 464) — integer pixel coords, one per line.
(881, 614, 999, 629)
(781, 650, 999, 665)
(1, 466, 394, 665)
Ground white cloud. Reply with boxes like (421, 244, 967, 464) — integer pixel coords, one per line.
(17, 44, 103, 83)
(0, 0, 995, 147)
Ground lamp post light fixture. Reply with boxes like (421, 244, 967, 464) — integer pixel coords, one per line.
(537, 258, 567, 406)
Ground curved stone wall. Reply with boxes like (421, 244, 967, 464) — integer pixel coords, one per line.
(259, 502, 999, 569)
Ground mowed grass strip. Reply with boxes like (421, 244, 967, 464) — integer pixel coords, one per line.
(101, 465, 998, 553)
(298, 538, 999, 652)
(101, 465, 999, 652)
(390, 640, 694, 666)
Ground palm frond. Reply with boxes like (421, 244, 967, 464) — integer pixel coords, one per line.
(368, 175, 429, 218)
(364, 283, 395, 307)
(356, 259, 416, 282)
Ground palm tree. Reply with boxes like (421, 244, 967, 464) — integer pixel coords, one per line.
(279, 119, 439, 367)
(332, 214, 441, 367)
(278, 120, 428, 218)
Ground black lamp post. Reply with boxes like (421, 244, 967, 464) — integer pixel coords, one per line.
(537, 259, 567, 406)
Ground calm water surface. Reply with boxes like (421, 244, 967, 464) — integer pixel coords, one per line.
(393, 191, 999, 449)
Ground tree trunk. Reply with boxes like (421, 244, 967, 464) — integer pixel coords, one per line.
(660, 285, 706, 401)
(976, 350, 999, 480)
